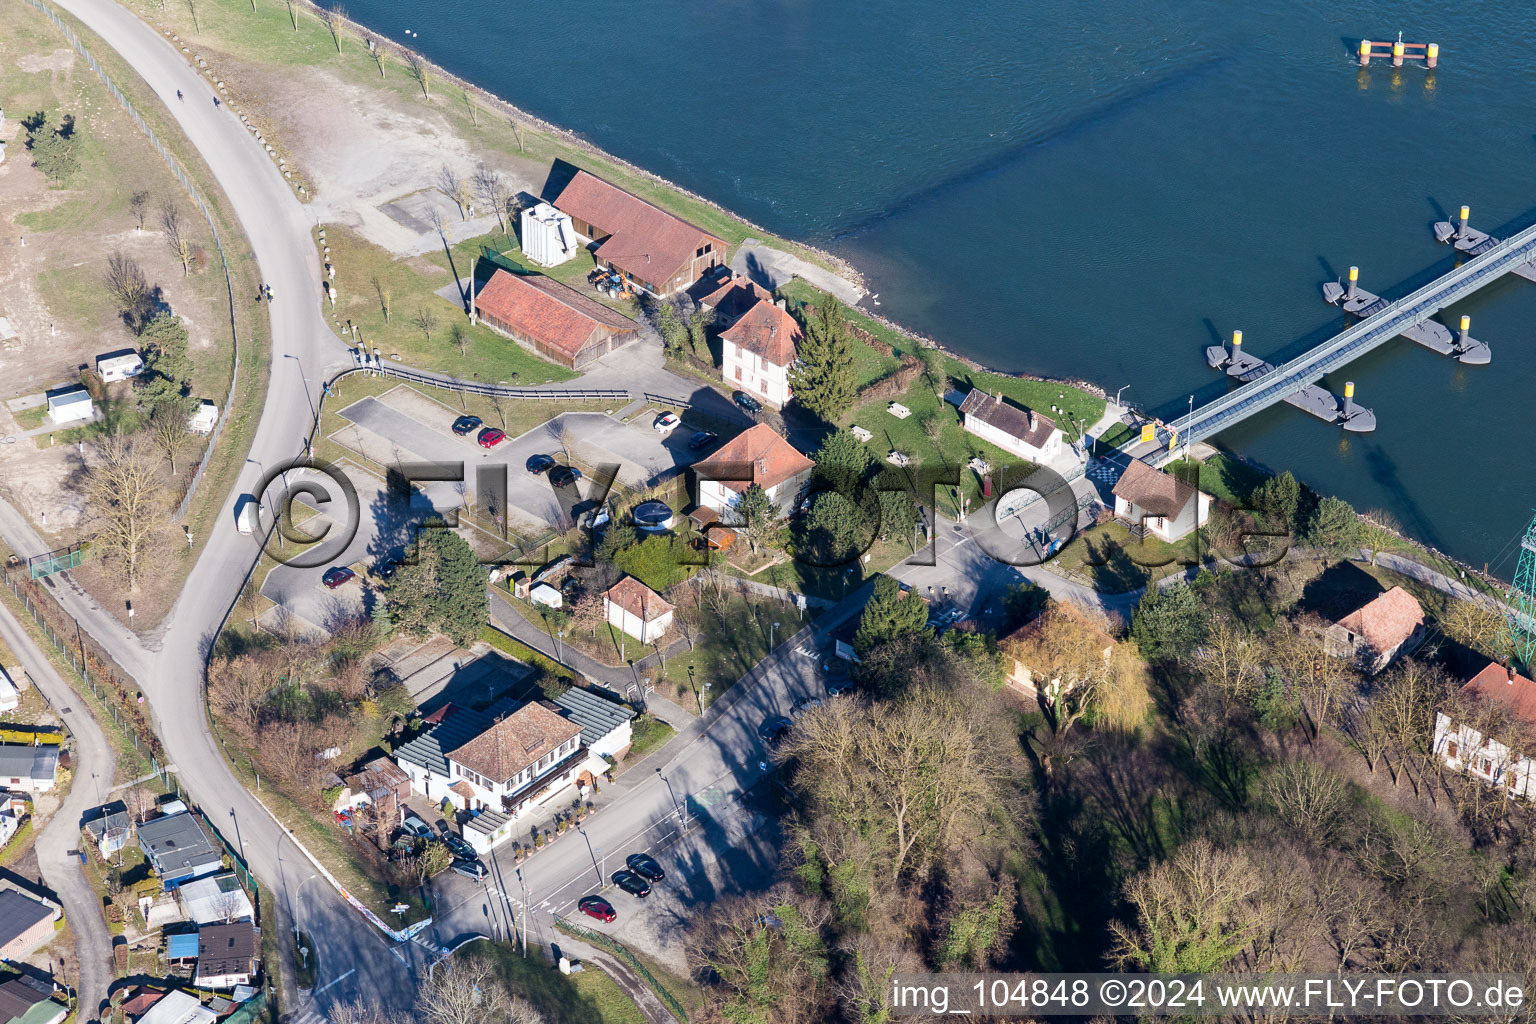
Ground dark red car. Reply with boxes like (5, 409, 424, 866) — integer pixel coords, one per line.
(579, 895, 616, 923)
(477, 427, 506, 449)
(322, 567, 355, 589)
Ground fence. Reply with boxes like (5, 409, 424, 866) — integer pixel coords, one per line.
(334, 360, 630, 402)
(20, 0, 243, 524)
(553, 915, 689, 1023)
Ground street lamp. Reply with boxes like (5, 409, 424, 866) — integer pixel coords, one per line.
(1115, 385, 1131, 413)
(770, 621, 779, 650)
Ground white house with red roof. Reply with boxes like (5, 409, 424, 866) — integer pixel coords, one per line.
(603, 576, 675, 644)
(959, 389, 1063, 464)
(691, 424, 814, 521)
(1320, 586, 1426, 675)
(1432, 660, 1536, 802)
(720, 298, 801, 408)
(1111, 460, 1212, 543)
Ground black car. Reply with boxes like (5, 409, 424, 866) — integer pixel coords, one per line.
(452, 415, 482, 436)
(526, 453, 557, 475)
(611, 870, 652, 898)
(626, 853, 665, 883)
(757, 715, 793, 745)
(687, 430, 718, 451)
(442, 834, 475, 861)
(732, 391, 763, 414)
(549, 466, 583, 488)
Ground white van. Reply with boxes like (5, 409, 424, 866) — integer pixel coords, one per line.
(234, 495, 261, 534)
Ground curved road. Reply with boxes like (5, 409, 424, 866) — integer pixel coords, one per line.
(41, 0, 418, 1011)
(0, 603, 115, 1022)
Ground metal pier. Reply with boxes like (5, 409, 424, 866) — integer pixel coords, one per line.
(1322, 267, 1490, 365)
(1136, 208, 1536, 466)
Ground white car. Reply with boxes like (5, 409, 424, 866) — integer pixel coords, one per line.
(653, 412, 681, 434)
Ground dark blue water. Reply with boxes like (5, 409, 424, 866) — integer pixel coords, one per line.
(350, 0, 1536, 573)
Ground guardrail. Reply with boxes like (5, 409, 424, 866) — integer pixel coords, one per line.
(21, 0, 245, 524)
(337, 357, 631, 402)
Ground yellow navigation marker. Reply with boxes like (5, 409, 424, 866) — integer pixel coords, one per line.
(1140, 423, 1155, 444)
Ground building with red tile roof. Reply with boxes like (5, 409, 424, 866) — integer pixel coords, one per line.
(1111, 459, 1212, 543)
(1433, 660, 1536, 803)
(695, 272, 773, 327)
(1321, 585, 1426, 675)
(473, 269, 639, 369)
(603, 576, 676, 644)
(691, 424, 814, 521)
(450, 703, 583, 792)
(721, 300, 801, 408)
(554, 170, 726, 296)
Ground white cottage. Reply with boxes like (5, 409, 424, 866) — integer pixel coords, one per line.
(958, 389, 1062, 464)
(1433, 661, 1536, 802)
(1111, 460, 1212, 543)
(603, 576, 674, 644)
(719, 299, 801, 409)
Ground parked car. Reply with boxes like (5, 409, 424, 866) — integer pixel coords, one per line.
(322, 567, 355, 590)
(579, 896, 617, 923)
(688, 430, 718, 451)
(733, 390, 763, 414)
(452, 415, 482, 436)
(549, 466, 582, 488)
(826, 679, 854, 697)
(653, 412, 681, 434)
(371, 559, 398, 581)
(757, 715, 793, 745)
(402, 815, 433, 840)
(526, 453, 557, 475)
(442, 834, 476, 861)
(626, 853, 665, 882)
(792, 697, 824, 717)
(450, 859, 487, 881)
(477, 427, 506, 449)
(611, 870, 652, 898)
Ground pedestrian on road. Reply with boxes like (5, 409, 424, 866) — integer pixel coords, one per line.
(176, 89, 183, 101)
(212, 95, 220, 107)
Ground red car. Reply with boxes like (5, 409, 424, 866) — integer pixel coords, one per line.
(322, 567, 355, 589)
(477, 427, 506, 449)
(579, 895, 616, 923)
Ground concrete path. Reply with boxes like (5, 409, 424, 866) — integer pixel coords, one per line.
(547, 933, 678, 1024)
(731, 240, 864, 306)
(0, 600, 114, 1023)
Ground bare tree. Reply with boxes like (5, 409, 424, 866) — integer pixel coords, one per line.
(553, 418, 573, 460)
(436, 164, 472, 220)
(128, 190, 151, 233)
(316, 4, 346, 52)
(151, 401, 199, 475)
(404, 49, 431, 99)
(185, 0, 201, 31)
(366, 36, 387, 77)
(1442, 598, 1507, 657)
(106, 250, 153, 329)
(1109, 839, 1265, 972)
(1360, 508, 1402, 565)
(371, 275, 391, 323)
(462, 88, 479, 127)
(212, 887, 246, 923)
(487, 391, 507, 430)
(86, 430, 169, 594)
(417, 959, 546, 1024)
(1192, 615, 1263, 708)
(508, 117, 525, 153)
(1261, 757, 1350, 847)
(447, 322, 467, 356)
(329, 1000, 395, 1024)
(472, 165, 508, 234)
(160, 200, 193, 275)
(411, 307, 438, 340)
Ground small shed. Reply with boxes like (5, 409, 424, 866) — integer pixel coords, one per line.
(165, 932, 200, 963)
(45, 387, 93, 425)
(96, 350, 144, 383)
(529, 582, 563, 608)
(188, 400, 218, 434)
(519, 203, 578, 267)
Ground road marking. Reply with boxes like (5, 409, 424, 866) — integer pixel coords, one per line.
(291, 1012, 330, 1024)
(314, 967, 356, 994)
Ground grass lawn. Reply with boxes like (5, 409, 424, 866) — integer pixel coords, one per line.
(622, 714, 674, 764)
(1047, 521, 1204, 593)
(656, 587, 811, 709)
(1163, 453, 1267, 507)
(469, 941, 648, 1024)
(320, 225, 576, 384)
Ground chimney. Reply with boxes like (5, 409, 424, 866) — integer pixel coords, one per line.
(776, 298, 786, 309)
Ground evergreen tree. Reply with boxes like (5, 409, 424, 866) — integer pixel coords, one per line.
(23, 110, 79, 183)
(877, 485, 919, 551)
(794, 491, 868, 566)
(1253, 470, 1301, 534)
(788, 302, 857, 422)
(812, 428, 876, 485)
(612, 533, 689, 592)
(387, 527, 487, 646)
(1130, 580, 1207, 662)
(136, 312, 194, 413)
(853, 574, 930, 655)
(1303, 495, 1360, 560)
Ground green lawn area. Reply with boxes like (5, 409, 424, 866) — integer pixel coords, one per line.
(1163, 453, 1267, 507)
(469, 941, 647, 1024)
(656, 588, 811, 709)
(623, 713, 674, 763)
(1046, 521, 1204, 593)
(321, 225, 575, 384)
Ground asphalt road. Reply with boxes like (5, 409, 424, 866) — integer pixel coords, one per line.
(42, 0, 421, 1012)
(0, 601, 116, 1022)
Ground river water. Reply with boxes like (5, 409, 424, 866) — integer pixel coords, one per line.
(347, 0, 1536, 573)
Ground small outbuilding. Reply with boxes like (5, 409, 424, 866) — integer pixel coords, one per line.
(473, 268, 640, 370)
(1111, 460, 1212, 543)
(529, 582, 563, 609)
(0, 888, 59, 961)
(187, 400, 217, 435)
(96, 350, 145, 383)
(44, 387, 93, 425)
(603, 576, 674, 644)
(519, 203, 579, 267)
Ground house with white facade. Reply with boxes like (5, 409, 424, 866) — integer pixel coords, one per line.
(691, 423, 814, 522)
(1432, 660, 1536, 802)
(720, 298, 800, 409)
(958, 389, 1063, 464)
(1111, 459, 1212, 543)
(395, 694, 626, 854)
(603, 576, 674, 644)
(0, 745, 59, 795)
